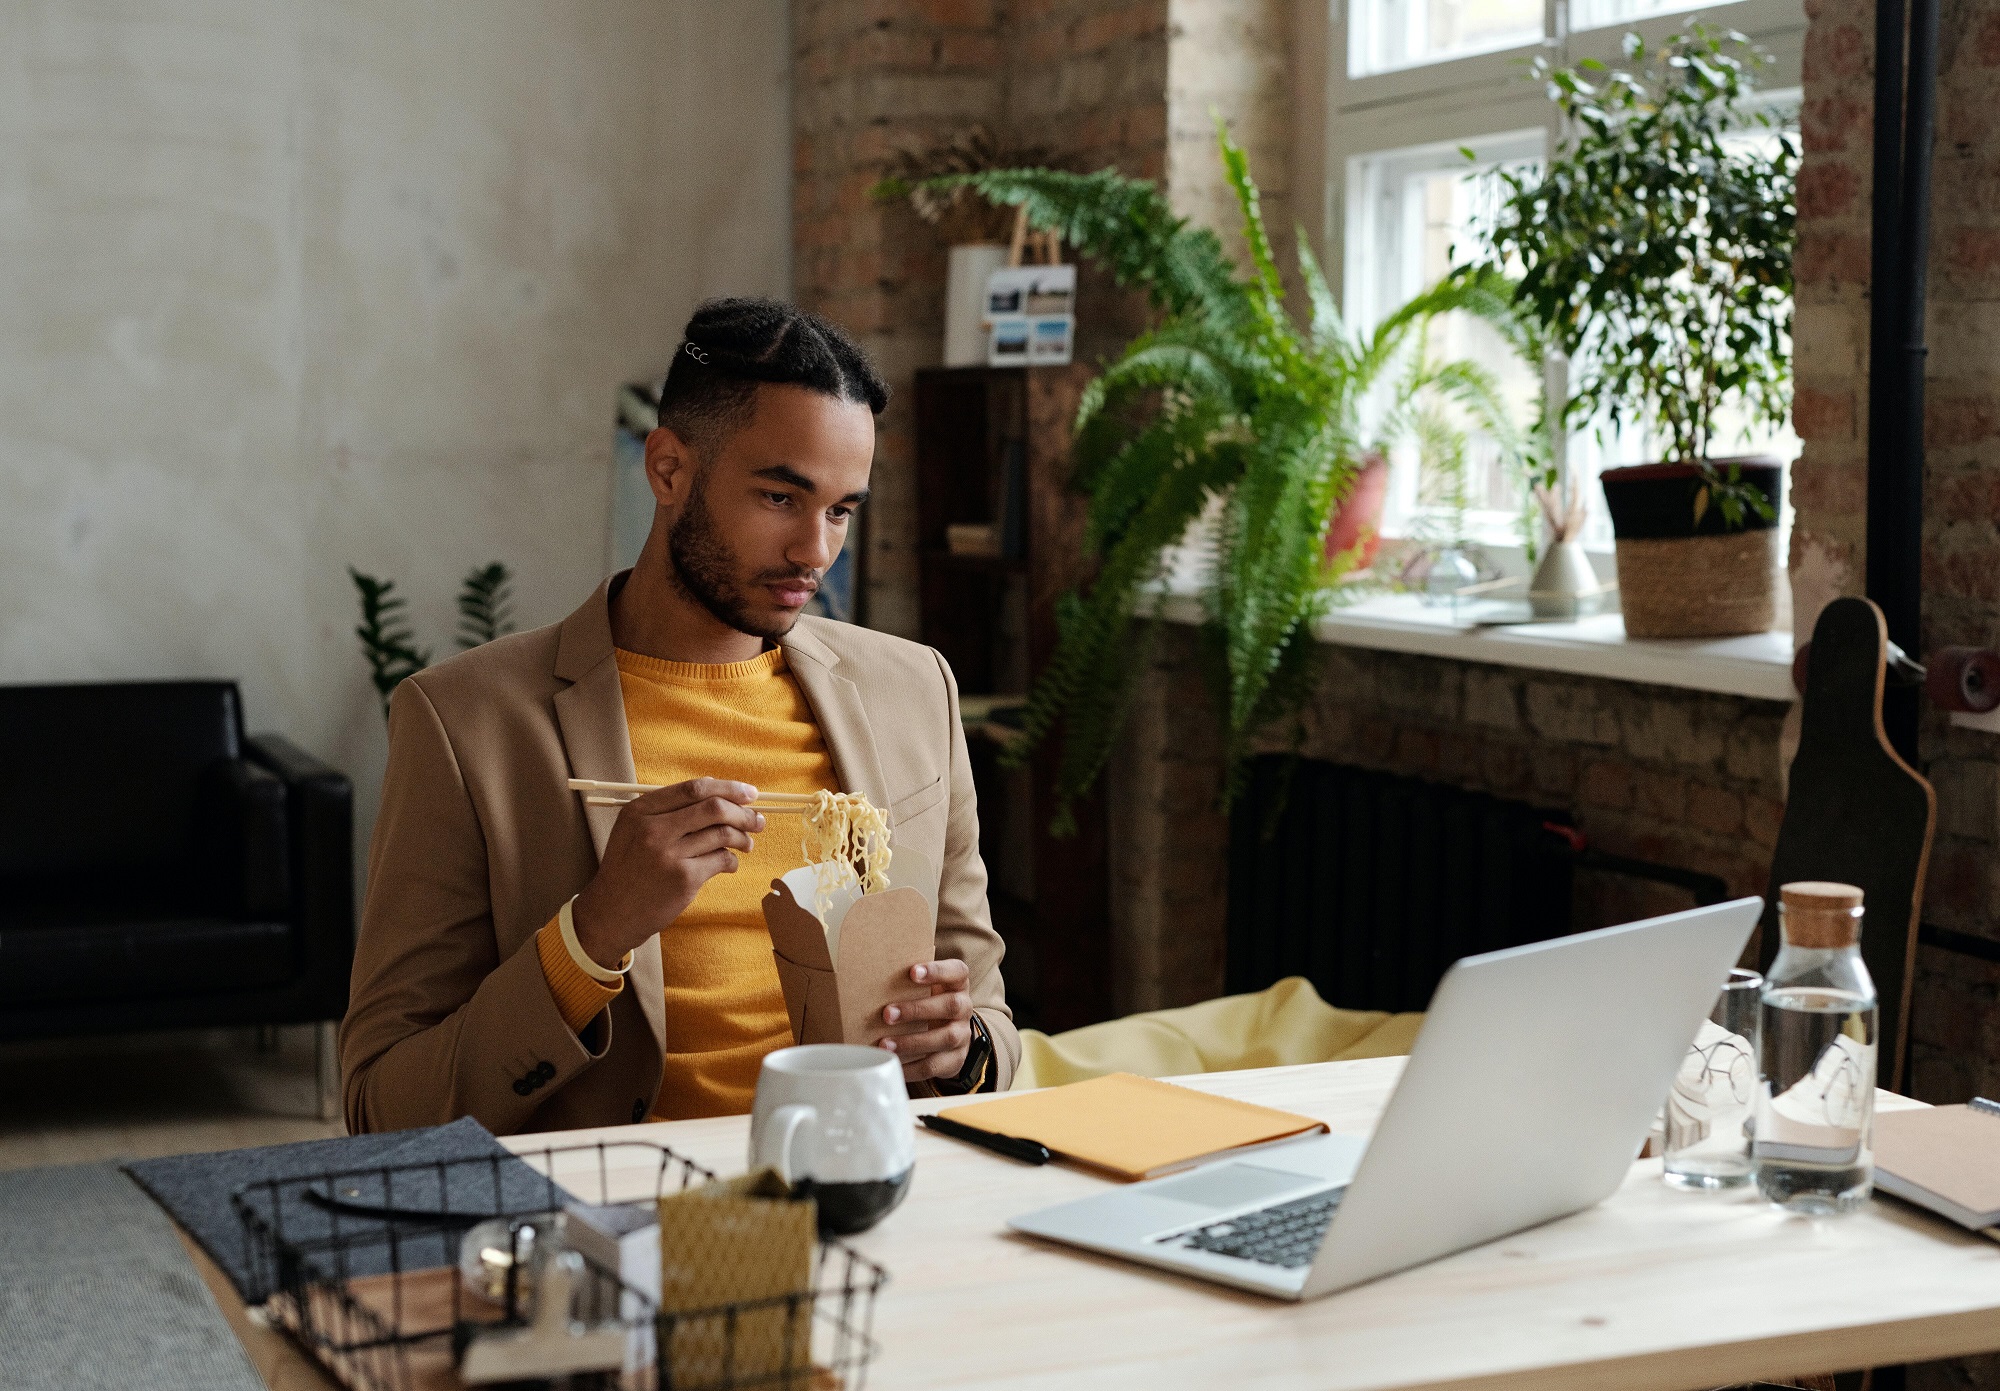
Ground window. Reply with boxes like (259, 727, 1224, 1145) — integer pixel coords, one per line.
(1328, 0, 1805, 556)
(1350, 0, 1542, 76)
(1346, 132, 1546, 546)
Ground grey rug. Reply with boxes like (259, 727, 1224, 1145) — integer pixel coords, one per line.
(0, 1161, 263, 1391)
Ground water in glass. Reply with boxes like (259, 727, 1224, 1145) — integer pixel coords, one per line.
(1663, 967, 1761, 1188)
(1752, 882, 1878, 1215)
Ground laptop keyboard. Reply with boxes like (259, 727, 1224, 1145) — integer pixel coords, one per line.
(1163, 1188, 1344, 1269)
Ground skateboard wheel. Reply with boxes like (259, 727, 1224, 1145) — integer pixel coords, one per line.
(1926, 646, 2000, 713)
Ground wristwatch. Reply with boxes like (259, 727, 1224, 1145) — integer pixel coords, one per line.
(933, 1013, 995, 1096)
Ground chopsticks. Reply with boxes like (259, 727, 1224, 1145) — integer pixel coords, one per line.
(566, 778, 819, 813)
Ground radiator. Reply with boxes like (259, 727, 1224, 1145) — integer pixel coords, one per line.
(1226, 757, 1580, 1014)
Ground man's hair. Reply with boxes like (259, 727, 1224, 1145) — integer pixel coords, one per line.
(657, 297, 889, 457)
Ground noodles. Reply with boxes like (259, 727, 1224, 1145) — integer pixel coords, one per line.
(800, 790, 891, 912)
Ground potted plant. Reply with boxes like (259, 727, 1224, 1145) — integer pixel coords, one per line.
(1477, 25, 1797, 639)
(917, 126, 1539, 828)
(350, 562, 516, 719)
(872, 127, 1054, 367)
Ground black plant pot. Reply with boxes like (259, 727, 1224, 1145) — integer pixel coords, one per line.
(1600, 457, 1783, 640)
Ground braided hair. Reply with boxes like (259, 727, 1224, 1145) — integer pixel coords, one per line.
(658, 297, 889, 457)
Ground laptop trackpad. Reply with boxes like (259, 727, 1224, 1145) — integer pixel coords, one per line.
(1146, 1163, 1323, 1213)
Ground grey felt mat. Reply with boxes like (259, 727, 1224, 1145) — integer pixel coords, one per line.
(123, 1116, 569, 1300)
(0, 1161, 264, 1391)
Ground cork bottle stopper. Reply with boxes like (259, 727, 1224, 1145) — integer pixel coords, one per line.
(1779, 881, 1864, 948)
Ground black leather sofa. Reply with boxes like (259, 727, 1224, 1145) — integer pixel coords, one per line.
(0, 681, 353, 1098)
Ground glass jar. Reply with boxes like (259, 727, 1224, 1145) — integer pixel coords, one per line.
(1752, 881, 1878, 1215)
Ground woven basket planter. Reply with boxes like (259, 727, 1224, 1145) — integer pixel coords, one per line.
(1601, 458, 1783, 641)
(1614, 529, 1779, 638)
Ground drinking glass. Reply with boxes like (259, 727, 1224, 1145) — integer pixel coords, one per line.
(1663, 968, 1762, 1189)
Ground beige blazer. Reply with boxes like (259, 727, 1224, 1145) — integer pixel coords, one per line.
(341, 572, 1018, 1135)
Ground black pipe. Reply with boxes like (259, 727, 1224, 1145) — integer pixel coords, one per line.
(1865, 0, 1938, 763)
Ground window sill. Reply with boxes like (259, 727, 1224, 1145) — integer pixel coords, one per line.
(1146, 589, 1797, 703)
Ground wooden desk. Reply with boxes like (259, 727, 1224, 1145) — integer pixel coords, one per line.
(510, 1058, 1999, 1391)
(193, 1058, 2000, 1391)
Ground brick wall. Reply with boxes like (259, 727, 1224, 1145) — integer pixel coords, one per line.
(794, 0, 1291, 627)
(1789, 0, 2000, 1135)
(1109, 624, 1790, 1014)
(1004, 0, 1172, 358)
(793, 0, 1006, 636)
(1909, 0, 2000, 1119)
(793, 0, 1171, 631)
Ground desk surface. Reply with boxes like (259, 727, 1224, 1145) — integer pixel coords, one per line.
(506, 1058, 1999, 1391)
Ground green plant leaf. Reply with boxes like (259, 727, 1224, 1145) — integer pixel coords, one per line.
(967, 131, 1541, 833)
(350, 567, 432, 721)
(1468, 22, 1794, 507)
(456, 562, 517, 650)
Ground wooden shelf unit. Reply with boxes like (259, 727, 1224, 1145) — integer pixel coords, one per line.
(912, 364, 1111, 1033)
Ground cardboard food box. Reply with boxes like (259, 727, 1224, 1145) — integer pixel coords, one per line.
(762, 848, 936, 1047)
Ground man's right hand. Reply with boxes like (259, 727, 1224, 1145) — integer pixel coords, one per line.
(569, 778, 764, 968)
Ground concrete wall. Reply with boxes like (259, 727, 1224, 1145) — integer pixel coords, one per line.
(0, 1, 792, 855)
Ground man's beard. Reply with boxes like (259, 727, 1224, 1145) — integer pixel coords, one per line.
(668, 474, 817, 640)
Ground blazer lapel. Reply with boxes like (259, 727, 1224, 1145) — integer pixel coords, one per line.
(553, 666, 633, 862)
(551, 576, 638, 862)
(550, 573, 665, 1049)
(780, 619, 891, 811)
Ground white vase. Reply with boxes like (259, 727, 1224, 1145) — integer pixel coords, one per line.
(944, 243, 1008, 367)
(1529, 537, 1603, 619)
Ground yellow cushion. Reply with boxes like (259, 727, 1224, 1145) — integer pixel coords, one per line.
(1013, 977, 1423, 1090)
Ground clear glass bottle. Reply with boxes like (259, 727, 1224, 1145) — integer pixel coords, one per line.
(1752, 881, 1878, 1214)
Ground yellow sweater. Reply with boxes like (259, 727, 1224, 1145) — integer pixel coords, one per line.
(536, 646, 837, 1119)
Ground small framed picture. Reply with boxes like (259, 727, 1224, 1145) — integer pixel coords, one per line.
(1028, 316, 1074, 363)
(989, 317, 1031, 364)
(985, 265, 1077, 367)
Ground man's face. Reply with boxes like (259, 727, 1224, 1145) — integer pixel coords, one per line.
(652, 384, 874, 640)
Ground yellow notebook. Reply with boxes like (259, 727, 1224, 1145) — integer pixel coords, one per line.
(940, 1072, 1329, 1181)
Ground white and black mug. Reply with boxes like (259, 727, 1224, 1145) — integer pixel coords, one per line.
(749, 1044, 915, 1235)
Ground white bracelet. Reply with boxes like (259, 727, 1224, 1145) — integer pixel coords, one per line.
(559, 897, 631, 984)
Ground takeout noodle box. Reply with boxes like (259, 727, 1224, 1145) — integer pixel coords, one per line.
(763, 848, 936, 1047)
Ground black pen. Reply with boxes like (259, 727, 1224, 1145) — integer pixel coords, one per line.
(919, 1111, 1053, 1165)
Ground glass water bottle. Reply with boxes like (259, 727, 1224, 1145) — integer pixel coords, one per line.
(1752, 881, 1878, 1214)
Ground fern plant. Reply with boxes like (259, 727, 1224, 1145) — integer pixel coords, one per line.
(349, 568, 432, 720)
(928, 125, 1541, 830)
(457, 562, 517, 649)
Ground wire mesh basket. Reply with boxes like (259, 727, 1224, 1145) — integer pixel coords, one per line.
(231, 1140, 887, 1391)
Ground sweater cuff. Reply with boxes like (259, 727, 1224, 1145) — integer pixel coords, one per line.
(536, 916, 624, 1035)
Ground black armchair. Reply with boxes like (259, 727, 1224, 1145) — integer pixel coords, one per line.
(0, 681, 353, 1112)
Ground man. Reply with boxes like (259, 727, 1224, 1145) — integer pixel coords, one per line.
(342, 297, 1017, 1135)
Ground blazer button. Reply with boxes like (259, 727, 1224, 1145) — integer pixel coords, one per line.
(513, 1078, 531, 1097)
(535, 1060, 556, 1082)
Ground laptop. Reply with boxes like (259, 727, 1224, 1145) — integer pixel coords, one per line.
(1008, 897, 1763, 1300)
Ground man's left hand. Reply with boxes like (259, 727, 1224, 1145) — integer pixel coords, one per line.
(880, 959, 972, 1084)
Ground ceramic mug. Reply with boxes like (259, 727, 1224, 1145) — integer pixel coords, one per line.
(749, 1043, 914, 1235)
